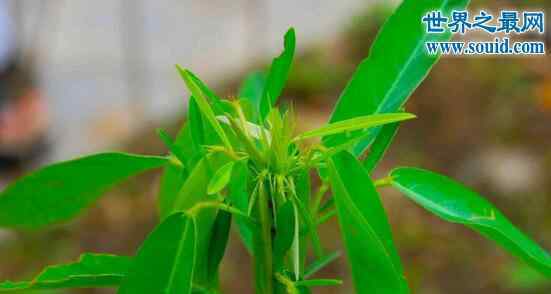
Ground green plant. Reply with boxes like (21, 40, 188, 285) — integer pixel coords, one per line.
(0, 0, 550, 293)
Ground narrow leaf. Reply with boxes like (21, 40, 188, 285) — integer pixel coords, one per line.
(295, 279, 342, 288)
(176, 65, 232, 150)
(363, 122, 400, 173)
(118, 212, 196, 294)
(296, 113, 414, 142)
(0, 153, 167, 229)
(304, 251, 341, 279)
(207, 162, 235, 195)
(188, 98, 206, 152)
(328, 151, 408, 293)
(391, 167, 551, 276)
(325, 0, 470, 154)
(185, 70, 226, 115)
(0, 254, 131, 291)
(259, 28, 296, 120)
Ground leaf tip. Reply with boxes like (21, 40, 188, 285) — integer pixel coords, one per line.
(284, 27, 296, 48)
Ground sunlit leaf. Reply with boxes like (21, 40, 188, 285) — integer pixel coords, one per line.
(207, 161, 235, 195)
(0, 254, 131, 291)
(188, 97, 206, 152)
(184, 69, 225, 115)
(176, 65, 232, 150)
(328, 151, 408, 293)
(326, 0, 470, 154)
(0, 153, 167, 229)
(295, 113, 414, 142)
(259, 28, 296, 120)
(391, 167, 551, 277)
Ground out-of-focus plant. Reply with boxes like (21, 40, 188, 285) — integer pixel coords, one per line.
(0, 0, 549, 293)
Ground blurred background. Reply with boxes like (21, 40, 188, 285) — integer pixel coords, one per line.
(0, 0, 549, 293)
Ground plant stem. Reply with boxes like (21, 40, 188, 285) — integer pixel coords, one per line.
(311, 182, 329, 216)
(373, 176, 393, 188)
(254, 179, 273, 294)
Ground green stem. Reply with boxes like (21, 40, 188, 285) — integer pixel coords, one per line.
(316, 208, 337, 226)
(254, 180, 273, 294)
(274, 273, 298, 294)
(373, 176, 393, 188)
(311, 182, 329, 216)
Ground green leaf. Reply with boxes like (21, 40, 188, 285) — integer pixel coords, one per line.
(206, 210, 232, 286)
(390, 167, 551, 277)
(504, 261, 551, 290)
(183, 69, 225, 115)
(259, 28, 296, 120)
(295, 279, 342, 288)
(304, 251, 341, 278)
(176, 65, 232, 150)
(0, 152, 167, 229)
(0, 254, 131, 291)
(228, 160, 253, 252)
(363, 122, 400, 173)
(172, 153, 229, 213)
(118, 212, 196, 294)
(158, 123, 194, 220)
(295, 113, 414, 142)
(239, 71, 267, 122)
(295, 170, 312, 275)
(157, 121, 191, 220)
(173, 122, 200, 169)
(172, 153, 230, 287)
(188, 98, 206, 153)
(273, 201, 295, 270)
(326, 0, 470, 154)
(327, 151, 408, 293)
(293, 192, 323, 259)
(158, 161, 188, 220)
(156, 128, 187, 165)
(207, 162, 235, 195)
